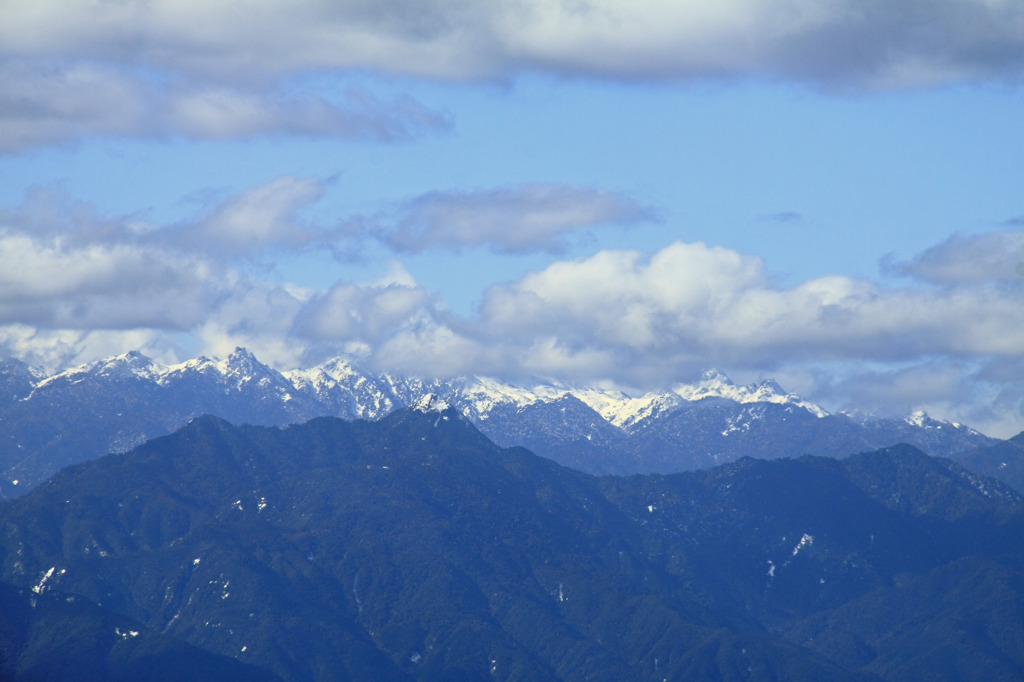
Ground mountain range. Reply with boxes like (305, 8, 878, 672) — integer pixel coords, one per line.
(0, 404, 1020, 680)
(1, 348, 1012, 497)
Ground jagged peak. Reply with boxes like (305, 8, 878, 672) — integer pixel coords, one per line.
(667, 370, 829, 418)
(671, 370, 735, 400)
(162, 348, 276, 381)
(752, 378, 785, 395)
(33, 350, 163, 390)
(906, 410, 932, 428)
(412, 393, 451, 413)
(309, 355, 370, 382)
(163, 354, 217, 375)
(226, 346, 259, 363)
(902, 410, 977, 433)
(102, 350, 162, 374)
(222, 347, 276, 376)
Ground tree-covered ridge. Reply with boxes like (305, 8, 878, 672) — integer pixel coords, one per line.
(0, 408, 1020, 680)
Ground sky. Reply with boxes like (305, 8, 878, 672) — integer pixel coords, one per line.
(1, 0, 1023, 437)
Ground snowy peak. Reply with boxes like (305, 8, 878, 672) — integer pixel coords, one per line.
(224, 347, 265, 374)
(412, 393, 451, 414)
(10, 346, 979, 439)
(302, 356, 364, 384)
(458, 376, 569, 419)
(0, 346, 1002, 495)
(906, 410, 956, 429)
(160, 347, 285, 392)
(34, 351, 164, 391)
(591, 392, 683, 430)
(20, 347, 829, 429)
(840, 409, 981, 436)
(670, 373, 829, 418)
(752, 378, 785, 397)
(901, 410, 986, 436)
(98, 350, 162, 378)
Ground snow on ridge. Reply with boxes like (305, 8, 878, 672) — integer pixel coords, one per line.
(289, 356, 365, 384)
(159, 354, 225, 382)
(412, 393, 450, 413)
(159, 348, 282, 391)
(906, 410, 931, 428)
(447, 369, 827, 428)
(670, 372, 829, 418)
(841, 408, 976, 434)
(20, 346, 829, 427)
(458, 376, 587, 418)
(457, 377, 642, 426)
(460, 376, 543, 416)
(903, 410, 977, 433)
(33, 351, 165, 390)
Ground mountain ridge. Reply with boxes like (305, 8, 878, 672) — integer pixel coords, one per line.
(0, 347, 1002, 495)
(0, 408, 1020, 680)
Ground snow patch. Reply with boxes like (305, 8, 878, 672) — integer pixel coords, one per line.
(791, 533, 814, 557)
(32, 566, 65, 594)
(413, 393, 450, 413)
(672, 371, 828, 418)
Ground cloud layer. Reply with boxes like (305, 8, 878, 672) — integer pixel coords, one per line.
(887, 230, 1024, 284)
(2, 179, 1022, 435)
(0, 60, 452, 152)
(370, 184, 656, 254)
(5, 0, 1022, 85)
(473, 240, 1024, 380)
(2, 1, 1022, 150)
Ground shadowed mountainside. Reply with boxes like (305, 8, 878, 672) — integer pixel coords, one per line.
(0, 407, 1020, 680)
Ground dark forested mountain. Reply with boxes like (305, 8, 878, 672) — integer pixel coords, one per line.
(0, 579, 278, 681)
(957, 430, 1024, 495)
(0, 405, 1020, 681)
(0, 349, 998, 495)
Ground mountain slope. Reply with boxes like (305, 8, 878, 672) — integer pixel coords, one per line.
(0, 409, 1020, 680)
(0, 348, 997, 494)
(0, 579, 280, 681)
(956, 431, 1024, 494)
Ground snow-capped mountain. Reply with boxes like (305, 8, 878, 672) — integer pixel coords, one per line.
(0, 348, 999, 495)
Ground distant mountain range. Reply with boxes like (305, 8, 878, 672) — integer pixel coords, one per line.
(0, 405, 1020, 680)
(0, 347, 1015, 496)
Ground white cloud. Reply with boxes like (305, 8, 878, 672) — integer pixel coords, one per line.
(164, 86, 451, 142)
(193, 282, 313, 369)
(474, 241, 1024, 384)
(176, 176, 331, 258)
(0, 177, 346, 336)
(0, 60, 451, 152)
(0, 61, 150, 151)
(373, 322, 495, 379)
(0, 324, 179, 374)
(887, 229, 1024, 284)
(2, 1, 1020, 85)
(478, 242, 765, 358)
(295, 281, 434, 343)
(376, 184, 656, 254)
(2, 181, 1023, 434)
(0, 232, 223, 330)
(4, 188, 1023, 380)
(1, 1, 1021, 150)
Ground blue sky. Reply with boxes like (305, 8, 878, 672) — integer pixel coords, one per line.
(1, 0, 1023, 436)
